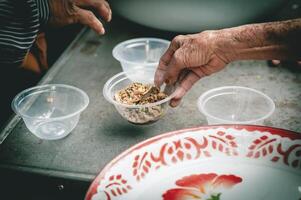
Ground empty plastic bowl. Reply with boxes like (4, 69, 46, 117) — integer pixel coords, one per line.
(197, 86, 275, 125)
(112, 38, 170, 83)
(12, 84, 89, 140)
(103, 72, 175, 124)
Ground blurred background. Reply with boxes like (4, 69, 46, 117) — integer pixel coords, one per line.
(110, 0, 290, 32)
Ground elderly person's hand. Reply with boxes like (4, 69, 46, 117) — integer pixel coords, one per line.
(155, 18, 301, 107)
(154, 31, 233, 107)
(49, 0, 112, 34)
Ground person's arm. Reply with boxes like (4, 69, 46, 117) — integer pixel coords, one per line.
(154, 18, 301, 107)
(0, 0, 112, 67)
(216, 18, 301, 61)
(0, 0, 50, 66)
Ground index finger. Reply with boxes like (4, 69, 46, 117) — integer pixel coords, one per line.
(170, 68, 205, 107)
(154, 40, 180, 86)
(77, 0, 112, 22)
(77, 8, 105, 34)
(93, 0, 112, 22)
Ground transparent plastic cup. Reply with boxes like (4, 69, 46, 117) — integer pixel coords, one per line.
(12, 84, 89, 140)
(197, 86, 275, 125)
(103, 72, 175, 124)
(112, 38, 170, 84)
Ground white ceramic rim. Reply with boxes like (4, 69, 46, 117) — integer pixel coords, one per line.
(85, 125, 301, 200)
(103, 72, 176, 108)
(12, 84, 90, 120)
(197, 86, 275, 124)
(112, 37, 170, 66)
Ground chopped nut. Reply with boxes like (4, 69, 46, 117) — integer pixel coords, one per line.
(114, 82, 169, 124)
(115, 82, 167, 105)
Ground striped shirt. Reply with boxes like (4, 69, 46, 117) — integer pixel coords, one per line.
(0, 0, 50, 66)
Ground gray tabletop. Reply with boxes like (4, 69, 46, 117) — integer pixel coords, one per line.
(0, 18, 300, 182)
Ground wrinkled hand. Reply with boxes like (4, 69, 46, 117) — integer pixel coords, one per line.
(155, 31, 233, 107)
(48, 0, 112, 34)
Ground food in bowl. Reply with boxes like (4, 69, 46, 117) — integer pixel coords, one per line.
(115, 82, 167, 105)
(114, 82, 168, 124)
(103, 72, 175, 125)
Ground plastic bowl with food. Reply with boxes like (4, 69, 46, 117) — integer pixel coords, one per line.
(103, 72, 175, 124)
(112, 38, 170, 83)
(197, 86, 275, 125)
(12, 84, 89, 140)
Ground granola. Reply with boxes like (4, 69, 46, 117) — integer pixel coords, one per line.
(115, 83, 167, 105)
(114, 82, 168, 124)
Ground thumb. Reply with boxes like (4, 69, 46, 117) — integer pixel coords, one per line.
(170, 68, 205, 107)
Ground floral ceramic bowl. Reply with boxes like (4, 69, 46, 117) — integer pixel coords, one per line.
(85, 125, 301, 200)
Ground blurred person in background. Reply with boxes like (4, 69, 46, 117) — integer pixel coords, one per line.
(0, 0, 111, 125)
(155, 18, 301, 107)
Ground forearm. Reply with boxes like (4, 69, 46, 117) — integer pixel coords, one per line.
(0, 0, 50, 66)
(216, 18, 301, 61)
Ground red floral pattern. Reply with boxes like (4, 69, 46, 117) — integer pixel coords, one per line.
(247, 135, 301, 168)
(162, 173, 242, 200)
(98, 174, 132, 200)
(132, 132, 239, 181)
(132, 152, 152, 181)
(210, 131, 238, 156)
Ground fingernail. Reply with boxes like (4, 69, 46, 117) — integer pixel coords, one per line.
(100, 27, 105, 35)
(170, 100, 177, 107)
(107, 15, 112, 22)
(108, 11, 112, 21)
(272, 60, 280, 65)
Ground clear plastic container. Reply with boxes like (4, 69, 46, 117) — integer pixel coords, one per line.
(112, 38, 170, 84)
(103, 72, 175, 124)
(197, 86, 275, 125)
(12, 84, 89, 140)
